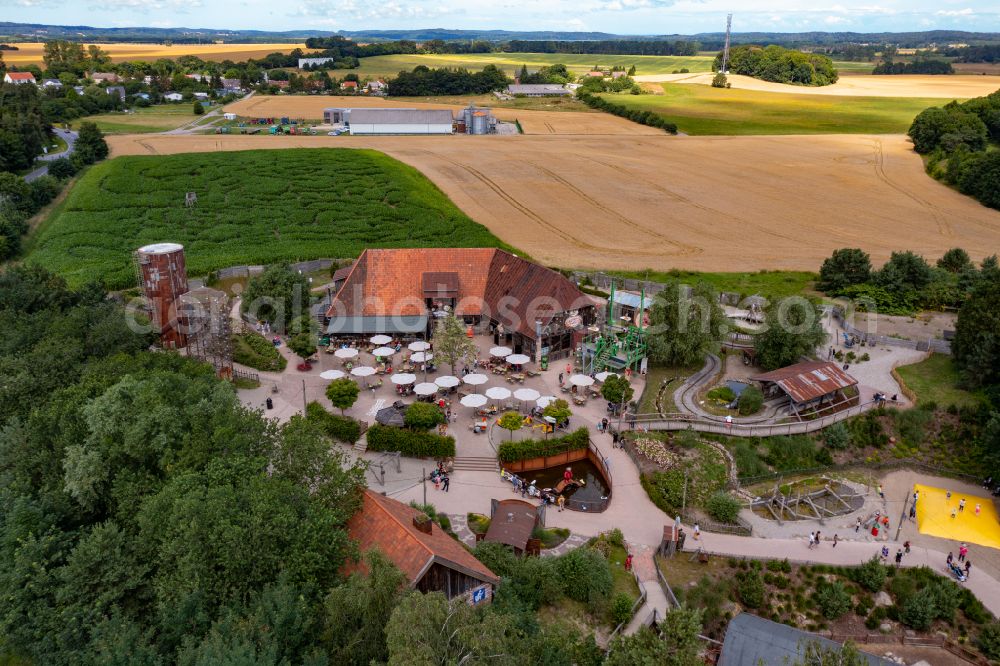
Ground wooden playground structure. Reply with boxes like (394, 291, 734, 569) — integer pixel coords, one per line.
(751, 479, 865, 524)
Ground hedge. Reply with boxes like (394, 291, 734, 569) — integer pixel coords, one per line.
(305, 401, 361, 444)
(496, 427, 589, 464)
(366, 423, 456, 458)
(576, 91, 678, 134)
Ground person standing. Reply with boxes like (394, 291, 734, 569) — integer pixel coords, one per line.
(947, 552, 954, 565)
(693, 524, 700, 540)
(976, 503, 982, 517)
(909, 504, 916, 521)
(855, 517, 862, 533)
(877, 484, 885, 500)
(833, 534, 839, 548)
(959, 544, 968, 562)
(625, 553, 633, 572)
(808, 532, 816, 549)
(966, 561, 972, 578)
(895, 549, 903, 566)
(904, 540, 910, 554)
(960, 498, 967, 512)
(815, 531, 822, 547)
(442, 475, 450, 492)
(557, 495, 565, 512)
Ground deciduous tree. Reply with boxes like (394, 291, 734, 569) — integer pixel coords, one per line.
(647, 281, 728, 367)
(325, 378, 359, 415)
(754, 297, 826, 371)
(431, 314, 476, 375)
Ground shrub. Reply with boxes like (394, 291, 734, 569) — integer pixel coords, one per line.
(496, 427, 589, 463)
(851, 556, 887, 592)
(706, 492, 742, 524)
(977, 622, 1000, 660)
(305, 401, 361, 443)
(960, 588, 990, 624)
(366, 423, 455, 458)
(193, 100, 205, 115)
(900, 587, 937, 630)
(815, 580, 852, 620)
(706, 386, 735, 402)
(556, 547, 613, 610)
(27, 175, 61, 211)
(732, 441, 768, 478)
(824, 422, 851, 450)
(232, 330, 286, 371)
(611, 592, 634, 627)
(855, 595, 874, 617)
(47, 156, 77, 180)
(737, 386, 764, 415)
(606, 528, 625, 549)
(736, 569, 765, 608)
(404, 402, 444, 430)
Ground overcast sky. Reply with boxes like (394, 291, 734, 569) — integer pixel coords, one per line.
(2, 0, 999, 35)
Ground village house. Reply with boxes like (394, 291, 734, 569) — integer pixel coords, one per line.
(4, 72, 36, 85)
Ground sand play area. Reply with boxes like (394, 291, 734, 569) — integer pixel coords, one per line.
(634, 73, 1000, 99)
(106, 131, 1000, 273)
(914, 483, 1000, 550)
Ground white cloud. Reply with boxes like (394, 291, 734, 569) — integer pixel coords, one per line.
(88, 0, 201, 11)
(824, 15, 849, 24)
(935, 7, 973, 15)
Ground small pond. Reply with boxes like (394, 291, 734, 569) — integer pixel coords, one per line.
(725, 380, 750, 397)
(526, 459, 610, 509)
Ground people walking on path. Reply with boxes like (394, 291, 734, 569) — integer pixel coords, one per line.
(693, 524, 700, 540)
(880, 545, 890, 563)
(808, 532, 816, 549)
(856, 517, 862, 533)
(959, 544, 968, 562)
(904, 540, 910, 554)
(815, 531, 821, 547)
(833, 534, 838, 548)
(909, 504, 916, 521)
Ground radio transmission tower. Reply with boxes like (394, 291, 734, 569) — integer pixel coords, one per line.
(720, 13, 733, 73)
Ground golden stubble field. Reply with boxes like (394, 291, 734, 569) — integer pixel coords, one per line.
(3, 42, 306, 64)
(224, 95, 661, 135)
(105, 129, 1000, 273)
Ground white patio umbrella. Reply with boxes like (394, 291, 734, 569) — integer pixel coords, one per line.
(411, 351, 433, 363)
(460, 393, 487, 408)
(351, 366, 376, 377)
(319, 369, 346, 380)
(569, 374, 595, 387)
(334, 347, 359, 359)
(370, 335, 392, 345)
(536, 395, 557, 408)
(390, 373, 416, 385)
(506, 353, 531, 366)
(489, 346, 513, 357)
(485, 386, 511, 402)
(463, 373, 488, 393)
(408, 340, 431, 352)
(595, 371, 618, 383)
(372, 346, 396, 357)
(435, 375, 460, 388)
(513, 388, 541, 402)
(414, 382, 438, 396)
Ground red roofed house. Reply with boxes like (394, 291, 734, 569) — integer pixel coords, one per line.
(4, 72, 36, 85)
(751, 360, 859, 416)
(324, 248, 595, 360)
(340, 80, 358, 90)
(346, 489, 498, 603)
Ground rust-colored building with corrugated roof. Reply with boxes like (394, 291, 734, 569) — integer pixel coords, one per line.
(751, 360, 858, 414)
(324, 248, 594, 360)
(345, 489, 498, 603)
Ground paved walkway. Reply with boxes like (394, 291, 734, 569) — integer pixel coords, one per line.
(625, 544, 670, 635)
(25, 128, 77, 182)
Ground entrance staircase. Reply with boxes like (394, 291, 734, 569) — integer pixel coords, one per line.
(452, 456, 498, 472)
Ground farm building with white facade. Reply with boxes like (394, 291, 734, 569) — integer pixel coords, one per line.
(323, 108, 454, 135)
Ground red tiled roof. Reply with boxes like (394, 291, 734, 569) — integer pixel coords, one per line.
(6, 72, 35, 81)
(751, 361, 857, 404)
(345, 489, 498, 585)
(341, 81, 358, 88)
(327, 248, 590, 340)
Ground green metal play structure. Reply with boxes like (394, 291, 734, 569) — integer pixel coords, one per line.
(580, 281, 648, 374)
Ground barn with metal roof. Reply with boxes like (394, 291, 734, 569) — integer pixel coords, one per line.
(751, 360, 858, 414)
(346, 108, 454, 135)
(720, 613, 893, 666)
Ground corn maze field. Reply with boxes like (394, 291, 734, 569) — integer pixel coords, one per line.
(28, 148, 507, 289)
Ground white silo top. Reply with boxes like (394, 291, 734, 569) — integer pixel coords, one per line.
(137, 242, 184, 254)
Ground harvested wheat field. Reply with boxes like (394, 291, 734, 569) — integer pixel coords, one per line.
(635, 72, 1000, 98)
(3, 42, 306, 65)
(223, 95, 655, 135)
(105, 132, 1000, 273)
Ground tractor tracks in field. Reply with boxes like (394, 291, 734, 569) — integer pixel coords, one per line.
(870, 138, 953, 238)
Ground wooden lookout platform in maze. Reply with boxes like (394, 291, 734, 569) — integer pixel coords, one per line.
(750, 479, 866, 525)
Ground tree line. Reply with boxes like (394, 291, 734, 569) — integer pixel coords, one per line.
(714, 45, 839, 86)
(872, 59, 953, 75)
(908, 88, 1000, 210)
(576, 90, 678, 133)
(943, 44, 1000, 63)
(386, 64, 510, 96)
(503, 40, 699, 56)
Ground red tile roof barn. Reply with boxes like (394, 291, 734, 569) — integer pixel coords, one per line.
(751, 361, 857, 404)
(327, 248, 590, 340)
(345, 489, 498, 586)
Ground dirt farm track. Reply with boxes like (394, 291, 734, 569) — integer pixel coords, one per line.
(106, 132, 1000, 273)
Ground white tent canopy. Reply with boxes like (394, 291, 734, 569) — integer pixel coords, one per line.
(390, 373, 416, 385)
(408, 341, 431, 352)
(489, 346, 513, 357)
(373, 346, 396, 357)
(513, 388, 541, 402)
(569, 374, 595, 387)
(351, 366, 376, 377)
(334, 348, 359, 359)
(435, 375, 460, 388)
(485, 386, 511, 400)
(370, 335, 392, 345)
(505, 353, 530, 365)
(460, 394, 487, 408)
(319, 369, 346, 380)
(414, 382, 438, 396)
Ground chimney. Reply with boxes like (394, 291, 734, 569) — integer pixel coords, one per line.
(413, 515, 433, 534)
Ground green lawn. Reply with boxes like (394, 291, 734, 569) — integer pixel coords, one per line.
(607, 269, 816, 300)
(599, 83, 946, 135)
(27, 148, 509, 289)
(72, 104, 202, 134)
(895, 353, 983, 409)
(637, 363, 704, 414)
(354, 52, 717, 78)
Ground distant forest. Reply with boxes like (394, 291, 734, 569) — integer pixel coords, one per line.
(501, 40, 699, 56)
(945, 44, 1000, 63)
(873, 59, 954, 75)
